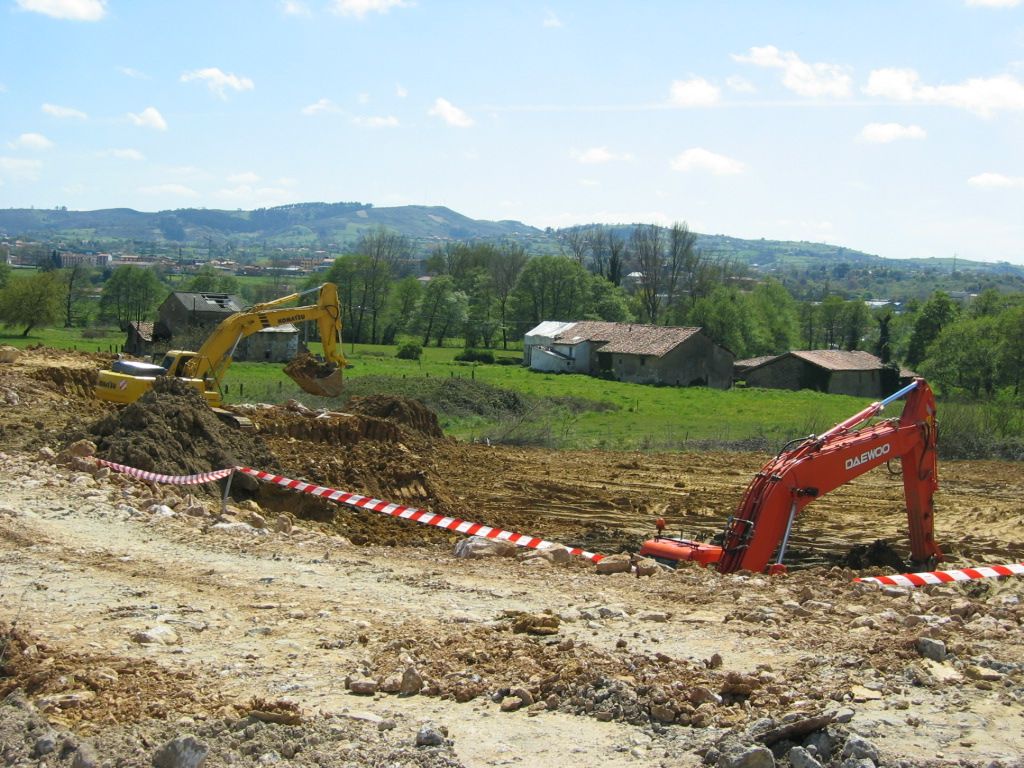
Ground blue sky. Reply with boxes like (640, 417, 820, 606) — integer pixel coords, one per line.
(1, 0, 1023, 264)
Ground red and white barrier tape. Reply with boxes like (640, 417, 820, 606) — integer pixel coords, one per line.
(92, 458, 604, 562)
(236, 467, 605, 562)
(95, 458, 235, 486)
(856, 562, 1024, 588)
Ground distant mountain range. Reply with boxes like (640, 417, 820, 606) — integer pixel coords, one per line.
(2, 202, 1022, 284)
(0, 202, 547, 251)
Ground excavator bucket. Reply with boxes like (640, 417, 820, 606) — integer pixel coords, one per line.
(283, 353, 344, 398)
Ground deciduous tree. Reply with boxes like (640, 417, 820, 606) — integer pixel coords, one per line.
(99, 266, 166, 330)
(0, 270, 65, 336)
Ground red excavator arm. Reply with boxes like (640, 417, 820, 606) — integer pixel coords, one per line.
(640, 378, 943, 574)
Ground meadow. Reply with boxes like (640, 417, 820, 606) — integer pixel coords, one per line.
(1, 327, 880, 452)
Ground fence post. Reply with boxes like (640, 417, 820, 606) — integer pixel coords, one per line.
(221, 468, 236, 514)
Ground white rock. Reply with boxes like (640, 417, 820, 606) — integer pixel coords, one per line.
(594, 553, 632, 575)
(453, 536, 518, 559)
(132, 624, 180, 646)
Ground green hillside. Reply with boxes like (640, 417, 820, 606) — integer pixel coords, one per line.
(3, 204, 1022, 298)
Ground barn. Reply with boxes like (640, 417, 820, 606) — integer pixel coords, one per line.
(741, 350, 903, 397)
(523, 320, 734, 389)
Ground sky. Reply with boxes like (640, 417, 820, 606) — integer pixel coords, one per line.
(1, 1, 1023, 264)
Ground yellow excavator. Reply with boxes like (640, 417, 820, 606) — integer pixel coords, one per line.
(95, 282, 346, 423)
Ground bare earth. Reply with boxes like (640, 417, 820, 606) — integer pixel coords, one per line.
(0, 347, 1022, 768)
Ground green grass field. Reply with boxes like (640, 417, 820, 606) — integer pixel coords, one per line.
(9, 326, 1006, 455)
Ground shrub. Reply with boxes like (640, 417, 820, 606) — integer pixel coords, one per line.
(396, 342, 422, 360)
(454, 348, 495, 364)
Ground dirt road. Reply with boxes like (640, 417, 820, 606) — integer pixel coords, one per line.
(0, 347, 1022, 767)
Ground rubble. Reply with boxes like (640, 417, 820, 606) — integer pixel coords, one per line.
(0, 347, 1022, 767)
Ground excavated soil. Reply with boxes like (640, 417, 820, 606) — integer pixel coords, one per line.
(74, 378, 279, 477)
(0, 347, 1023, 767)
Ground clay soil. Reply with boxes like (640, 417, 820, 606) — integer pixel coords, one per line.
(0, 347, 1022, 767)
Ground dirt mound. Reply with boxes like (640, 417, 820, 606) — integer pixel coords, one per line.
(259, 432, 467, 547)
(251, 407, 404, 445)
(345, 394, 445, 439)
(29, 365, 97, 398)
(0, 347, 110, 453)
(76, 378, 277, 477)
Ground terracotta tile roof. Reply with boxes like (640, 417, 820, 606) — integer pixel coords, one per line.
(553, 321, 702, 358)
(789, 350, 885, 371)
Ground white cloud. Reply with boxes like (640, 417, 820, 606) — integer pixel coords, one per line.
(668, 77, 720, 107)
(0, 156, 42, 180)
(670, 148, 745, 175)
(331, 0, 411, 18)
(181, 68, 254, 99)
(579, 179, 600, 187)
(966, 0, 1021, 6)
(864, 68, 1024, 117)
(732, 45, 852, 97)
(858, 122, 927, 143)
(100, 148, 144, 161)
(357, 92, 370, 105)
(968, 172, 1024, 188)
(352, 115, 400, 128)
(127, 107, 168, 130)
(42, 102, 87, 119)
(16, 0, 106, 21)
(863, 68, 918, 101)
(395, 84, 408, 98)
(301, 98, 342, 115)
(570, 146, 631, 164)
(9, 133, 53, 150)
(428, 97, 474, 127)
(542, 10, 562, 27)
(281, 0, 312, 15)
(119, 66, 149, 79)
(138, 183, 198, 197)
(726, 75, 756, 93)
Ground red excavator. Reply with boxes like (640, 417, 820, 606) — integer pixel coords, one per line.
(640, 378, 943, 574)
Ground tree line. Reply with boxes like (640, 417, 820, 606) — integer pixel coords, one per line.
(2, 226, 1023, 404)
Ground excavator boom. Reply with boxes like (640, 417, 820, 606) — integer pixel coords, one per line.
(640, 378, 942, 574)
(185, 283, 345, 394)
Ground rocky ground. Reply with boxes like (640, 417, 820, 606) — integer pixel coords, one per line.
(0, 346, 1022, 768)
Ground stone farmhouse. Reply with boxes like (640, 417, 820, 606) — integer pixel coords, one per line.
(736, 350, 909, 398)
(523, 320, 734, 389)
(124, 291, 301, 363)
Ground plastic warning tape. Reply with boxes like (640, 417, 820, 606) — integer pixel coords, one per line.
(856, 562, 1024, 588)
(236, 466, 606, 563)
(95, 459, 236, 486)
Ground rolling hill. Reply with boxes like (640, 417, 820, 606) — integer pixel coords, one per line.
(3, 203, 1022, 299)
